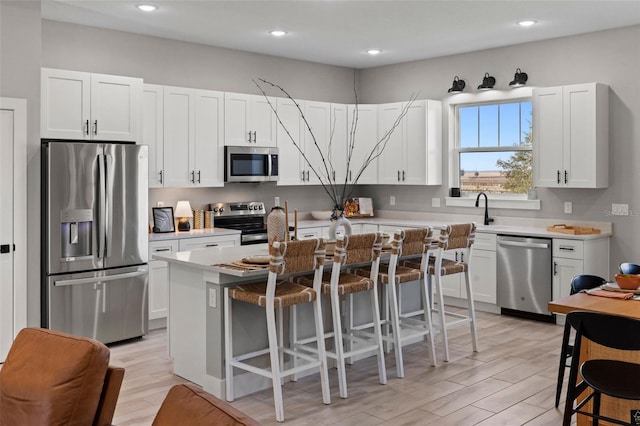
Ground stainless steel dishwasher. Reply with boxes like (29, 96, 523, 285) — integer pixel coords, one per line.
(496, 235, 553, 322)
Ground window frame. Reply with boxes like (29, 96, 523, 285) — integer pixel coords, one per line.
(445, 88, 540, 208)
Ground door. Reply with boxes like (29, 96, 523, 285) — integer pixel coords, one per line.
(163, 86, 195, 187)
(41, 68, 90, 140)
(143, 84, 164, 188)
(251, 95, 277, 147)
(348, 104, 377, 184)
(304, 101, 330, 184)
(90, 73, 142, 142)
(533, 86, 563, 187)
(102, 144, 148, 269)
(276, 98, 305, 185)
(404, 101, 427, 185)
(564, 84, 596, 187)
(194, 89, 224, 187)
(45, 142, 104, 275)
(377, 102, 404, 184)
(330, 103, 348, 184)
(0, 98, 27, 362)
(224, 92, 252, 145)
(47, 265, 148, 344)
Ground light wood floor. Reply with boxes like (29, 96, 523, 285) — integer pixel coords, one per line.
(110, 309, 574, 425)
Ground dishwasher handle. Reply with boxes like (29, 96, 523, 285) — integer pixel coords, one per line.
(498, 240, 550, 249)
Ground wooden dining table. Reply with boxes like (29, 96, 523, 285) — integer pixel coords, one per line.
(548, 292, 640, 425)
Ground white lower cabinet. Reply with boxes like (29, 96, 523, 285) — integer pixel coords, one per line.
(297, 227, 324, 240)
(149, 240, 179, 321)
(469, 233, 497, 304)
(551, 237, 609, 300)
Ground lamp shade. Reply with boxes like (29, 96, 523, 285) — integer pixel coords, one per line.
(448, 76, 465, 93)
(175, 201, 193, 218)
(477, 72, 496, 90)
(509, 68, 528, 87)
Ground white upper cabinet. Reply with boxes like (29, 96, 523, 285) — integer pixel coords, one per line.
(347, 104, 378, 185)
(160, 86, 224, 188)
(303, 101, 331, 185)
(533, 83, 609, 188)
(41, 68, 142, 142)
(224, 92, 277, 147)
(330, 103, 348, 184)
(377, 99, 442, 185)
(143, 84, 164, 188)
(276, 97, 305, 185)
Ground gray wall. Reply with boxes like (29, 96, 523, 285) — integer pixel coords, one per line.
(37, 20, 640, 321)
(357, 25, 640, 273)
(1, 1, 42, 326)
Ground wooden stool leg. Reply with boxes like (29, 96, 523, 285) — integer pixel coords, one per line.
(266, 303, 284, 422)
(370, 281, 387, 385)
(224, 288, 234, 402)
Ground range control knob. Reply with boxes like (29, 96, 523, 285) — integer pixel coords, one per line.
(212, 207, 219, 212)
(219, 207, 224, 213)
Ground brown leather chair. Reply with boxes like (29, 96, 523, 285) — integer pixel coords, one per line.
(0, 327, 125, 426)
(153, 384, 259, 426)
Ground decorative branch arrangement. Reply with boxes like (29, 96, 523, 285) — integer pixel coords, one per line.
(254, 77, 417, 218)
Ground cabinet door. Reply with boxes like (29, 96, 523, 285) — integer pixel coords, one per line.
(143, 84, 164, 188)
(469, 248, 497, 304)
(533, 86, 563, 187)
(438, 250, 462, 298)
(224, 92, 252, 146)
(251, 95, 277, 147)
(348, 104, 378, 184)
(276, 98, 305, 185)
(361, 224, 378, 234)
(194, 89, 224, 187)
(331, 103, 348, 184)
(564, 84, 597, 188)
(553, 257, 583, 300)
(304, 101, 331, 185)
(90, 73, 142, 142)
(163, 86, 195, 187)
(41, 68, 90, 140)
(377, 102, 404, 185)
(149, 240, 179, 320)
(403, 101, 427, 185)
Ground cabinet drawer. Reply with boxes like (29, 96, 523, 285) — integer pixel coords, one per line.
(178, 235, 239, 251)
(553, 239, 584, 259)
(474, 232, 497, 251)
(297, 227, 323, 240)
(149, 240, 179, 255)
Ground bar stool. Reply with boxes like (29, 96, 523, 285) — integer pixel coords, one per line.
(427, 223, 478, 362)
(353, 228, 437, 378)
(292, 232, 386, 398)
(224, 238, 330, 423)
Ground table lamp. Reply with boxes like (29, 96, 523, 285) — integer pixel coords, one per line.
(175, 201, 193, 231)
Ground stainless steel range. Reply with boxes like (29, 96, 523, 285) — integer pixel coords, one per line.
(209, 201, 269, 245)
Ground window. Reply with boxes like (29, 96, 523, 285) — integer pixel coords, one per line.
(456, 100, 532, 195)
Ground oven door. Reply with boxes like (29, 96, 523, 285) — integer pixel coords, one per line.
(225, 146, 278, 182)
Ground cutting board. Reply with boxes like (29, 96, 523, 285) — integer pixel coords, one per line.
(546, 224, 601, 235)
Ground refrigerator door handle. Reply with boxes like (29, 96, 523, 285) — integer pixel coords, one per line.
(104, 154, 113, 258)
(53, 270, 147, 287)
(97, 153, 107, 258)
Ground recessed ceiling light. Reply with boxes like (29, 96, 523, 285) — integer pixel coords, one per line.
(518, 20, 537, 27)
(367, 49, 381, 55)
(270, 30, 287, 37)
(137, 4, 157, 12)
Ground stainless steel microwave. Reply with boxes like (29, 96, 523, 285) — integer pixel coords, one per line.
(225, 146, 279, 182)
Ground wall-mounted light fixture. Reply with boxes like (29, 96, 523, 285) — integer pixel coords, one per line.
(477, 72, 496, 90)
(509, 68, 528, 87)
(175, 201, 193, 231)
(448, 76, 466, 93)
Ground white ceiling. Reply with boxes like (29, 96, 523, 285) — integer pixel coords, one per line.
(41, 0, 640, 69)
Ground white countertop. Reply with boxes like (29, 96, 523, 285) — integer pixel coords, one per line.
(148, 227, 241, 241)
(292, 217, 611, 240)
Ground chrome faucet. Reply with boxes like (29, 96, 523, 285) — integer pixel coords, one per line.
(475, 192, 494, 225)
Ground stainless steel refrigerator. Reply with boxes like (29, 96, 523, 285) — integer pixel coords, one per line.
(42, 141, 149, 344)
